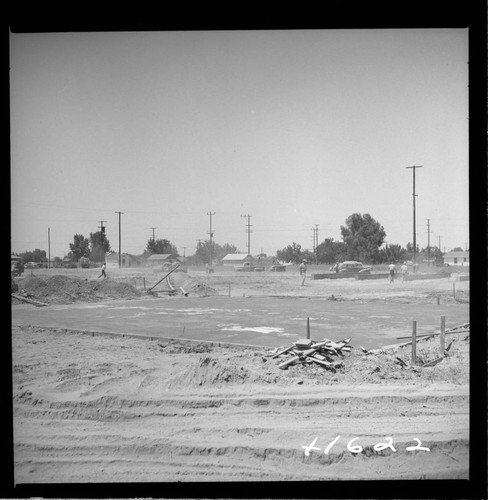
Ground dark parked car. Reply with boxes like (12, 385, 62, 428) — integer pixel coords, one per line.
(338, 261, 372, 274)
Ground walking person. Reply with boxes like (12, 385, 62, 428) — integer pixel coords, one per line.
(401, 261, 408, 282)
(98, 262, 107, 279)
(299, 259, 307, 286)
(388, 262, 396, 283)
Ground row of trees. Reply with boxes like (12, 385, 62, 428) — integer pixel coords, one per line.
(14, 213, 457, 267)
(276, 213, 447, 265)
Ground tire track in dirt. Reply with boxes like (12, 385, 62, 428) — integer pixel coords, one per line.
(12, 325, 469, 482)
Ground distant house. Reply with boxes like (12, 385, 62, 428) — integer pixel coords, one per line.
(146, 253, 180, 268)
(105, 251, 136, 268)
(221, 253, 254, 266)
(443, 250, 469, 267)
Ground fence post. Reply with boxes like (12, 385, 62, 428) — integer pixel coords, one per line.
(306, 317, 310, 339)
(411, 321, 417, 365)
(440, 316, 446, 355)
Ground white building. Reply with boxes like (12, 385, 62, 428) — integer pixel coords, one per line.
(443, 250, 469, 267)
(221, 253, 253, 266)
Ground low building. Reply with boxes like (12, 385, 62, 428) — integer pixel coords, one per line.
(146, 253, 180, 268)
(221, 253, 254, 266)
(443, 250, 469, 267)
(105, 251, 136, 268)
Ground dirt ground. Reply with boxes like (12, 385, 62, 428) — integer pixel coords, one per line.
(11, 268, 470, 483)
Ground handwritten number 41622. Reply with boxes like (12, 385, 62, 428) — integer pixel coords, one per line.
(302, 436, 430, 456)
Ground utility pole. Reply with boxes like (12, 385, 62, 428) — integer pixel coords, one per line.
(406, 165, 422, 267)
(47, 227, 51, 269)
(150, 227, 157, 242)
(311, 227, 316, 259)
(115, 211, 124, 267)
(426, 219, 432, 266)
(207, 211, 215, 266)
(315, 224, 319, 265)
(241, 214, 252, 255)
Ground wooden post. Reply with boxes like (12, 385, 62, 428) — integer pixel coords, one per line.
(411, 321, 417, 365)
(306, 317, 310, 339)
(143, 277, 146, 290)
(437, 295, 440, 305)
(440, 316, 446, 355)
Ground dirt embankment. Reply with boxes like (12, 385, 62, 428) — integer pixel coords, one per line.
(12, 325, 469, 483)
(12, 275, 142, 305)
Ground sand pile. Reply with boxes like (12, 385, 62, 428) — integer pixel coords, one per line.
(15, 275, 142, 304)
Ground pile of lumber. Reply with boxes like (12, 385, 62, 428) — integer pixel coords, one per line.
(265, 337, 352, 372)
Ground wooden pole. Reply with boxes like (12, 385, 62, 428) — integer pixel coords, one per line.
(411, 321, 417, 365)
(440, 316, 446, 355)
(437, 295, 440, 305)
(306, 317, 310, 339)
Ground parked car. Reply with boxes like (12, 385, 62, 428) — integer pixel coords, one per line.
(338, 261, 372, 274)
(270, 264, 286, 272)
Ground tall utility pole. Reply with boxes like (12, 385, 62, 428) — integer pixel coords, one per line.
(311, 227, 316, 258)
(150, 227, 157, 242)
(241, 214, 252, 255)
(426, 219, 432, 266)
(47, 227, 51, 269)
(406, 165, 422, 266)
(315, 224, 319, 265)
(207, 211, 215, 266)
(115, 211, 124, 267)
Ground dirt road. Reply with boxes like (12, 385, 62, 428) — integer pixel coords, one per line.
(12, 325, 469, 483)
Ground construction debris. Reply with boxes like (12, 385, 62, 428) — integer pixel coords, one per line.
(11, 293, 48, 307)
(265, 337, 352, 372)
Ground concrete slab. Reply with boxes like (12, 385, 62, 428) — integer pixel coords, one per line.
(11, 296, 469, 350)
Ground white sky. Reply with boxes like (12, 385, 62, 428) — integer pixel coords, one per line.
(10, 29, 469, 258)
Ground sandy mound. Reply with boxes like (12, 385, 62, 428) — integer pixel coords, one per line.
(15, 275, 142, 305)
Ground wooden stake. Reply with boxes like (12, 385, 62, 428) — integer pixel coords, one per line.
(306, 317, 310, 339)
(411, 321, 417, 365)
(440, 316, 446, 355)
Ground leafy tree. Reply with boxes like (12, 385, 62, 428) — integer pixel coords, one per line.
(69, 234, 90, 261)
(316, 238, 347, 264)
(145, 238, 179, 256)
(378, 244, 407, 263)
(276, 242, 303, 264)
(19, 249, 47, 264)
(340, 213, 386, 263)
(451, 247, 464, 252)
(189, 241, 240, 265)
(217, 243, 239, 261)
(90, 231, 111, 262)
